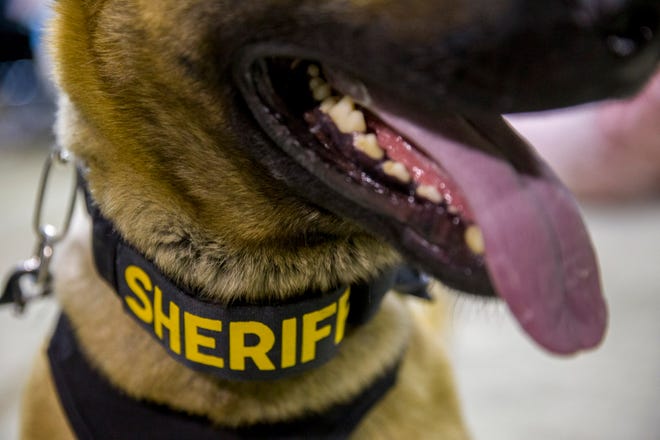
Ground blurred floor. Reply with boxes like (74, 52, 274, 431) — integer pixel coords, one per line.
(0, 145, 659, 440)
(0, 144, 60, 440)
(450, 202, 660, 439)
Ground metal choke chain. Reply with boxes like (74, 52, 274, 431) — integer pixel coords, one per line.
(1, 147, 77, 313)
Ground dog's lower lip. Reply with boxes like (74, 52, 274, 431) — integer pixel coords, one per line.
(236, 53, 608, 354)
(247, 56, 492, 294)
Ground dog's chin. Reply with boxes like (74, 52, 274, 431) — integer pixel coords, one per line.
(233, 52, 610, 356)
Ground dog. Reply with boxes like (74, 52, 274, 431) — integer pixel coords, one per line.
(17, 0, 660, 438)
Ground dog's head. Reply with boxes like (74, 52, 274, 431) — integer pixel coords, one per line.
(52, 0, 659, 354)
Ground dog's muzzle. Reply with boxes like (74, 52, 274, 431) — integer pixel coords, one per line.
(227, 0, 659, 356)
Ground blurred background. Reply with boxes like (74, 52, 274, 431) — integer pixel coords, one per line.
(0, 1, 659, 439)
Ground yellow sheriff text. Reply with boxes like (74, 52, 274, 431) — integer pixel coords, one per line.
(123, 265, 350, 371)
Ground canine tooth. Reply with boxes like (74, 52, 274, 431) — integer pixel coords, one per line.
(416, 184, 443, 203)
(307, 64, 320, 77)
(465, 225, 485, 255)
(382, 161, 411, 183)
(354, 133, 384, 160)
(312, 83, 332, 101)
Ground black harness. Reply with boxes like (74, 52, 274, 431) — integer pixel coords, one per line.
(45, 179, 431, 438)
(48, 314, 401, 440)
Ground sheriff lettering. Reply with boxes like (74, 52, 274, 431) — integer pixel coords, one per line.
(119, 264, 351, 379)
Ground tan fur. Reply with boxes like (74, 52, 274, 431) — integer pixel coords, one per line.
(21, 351, 75, 440)
(21, 0, 471, 437)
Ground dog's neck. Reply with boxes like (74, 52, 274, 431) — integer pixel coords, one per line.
(54, 211, 413, 427)
(56, 95, 404, 305)
(53, 99, 419, 428)
(80, 180, 418, 381)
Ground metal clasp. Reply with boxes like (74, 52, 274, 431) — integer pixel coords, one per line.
(1, 147, 77, 313)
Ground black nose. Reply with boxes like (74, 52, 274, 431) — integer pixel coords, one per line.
(444, 0, 660, 112)
(594, 0, 660, 59)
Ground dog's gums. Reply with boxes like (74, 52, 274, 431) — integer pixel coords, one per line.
(307, 64, 477, 220)
(237, 53, 609, 355)
(250, 57, 490, 290)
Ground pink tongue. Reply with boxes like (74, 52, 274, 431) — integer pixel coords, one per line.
(374, 108, 607, 354)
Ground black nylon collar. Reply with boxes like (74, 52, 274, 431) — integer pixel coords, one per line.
(48, 313, 400, 440)
(81, 177, 430, 381)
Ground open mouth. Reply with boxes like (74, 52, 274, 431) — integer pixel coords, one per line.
(251, 58, 491, 291)
(235, 53, 608, 355)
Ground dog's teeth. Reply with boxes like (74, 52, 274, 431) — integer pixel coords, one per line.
(328, 95, 354, 118)
(320, 97, 338, 113)
(464, 225, 485, 255)
(328, 96, 366, 133)
(343, 110, 366, 133)
(382, 160, 411, 183)
(309, 77, 332, 102)
(354, 133, 384, 160)
(309, 77, 325, 90)
(307, 64, 320, 77)
(416, 184, 443, 204)
(312, 83, 332, 101)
